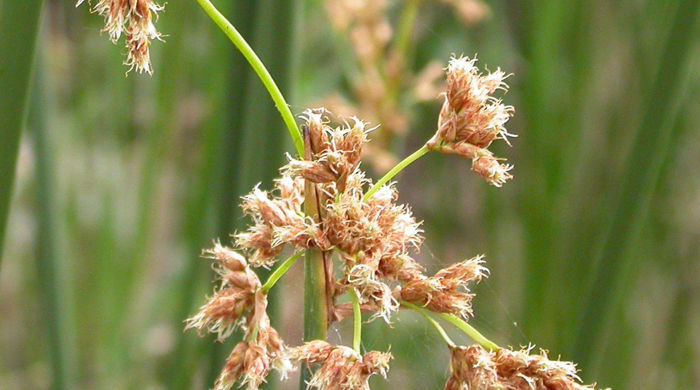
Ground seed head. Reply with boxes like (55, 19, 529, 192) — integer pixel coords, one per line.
(446, 344, 602, 390)
(77, 0, 164, 74)
(236, 176, 330, 267)
(290, 340, 392, 390)
(427, 55, 515, 186)
(185, 242, 261, 340)
(400, 255, 488, 318)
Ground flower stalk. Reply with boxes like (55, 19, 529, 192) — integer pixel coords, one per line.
(193, 0, 304, 157)
(350, 289, 362, 354)
(401, 301, 455, 348)
(261, 252, 302, 293)
(363, 144, 429, 200)
(438, 313, 500, 352)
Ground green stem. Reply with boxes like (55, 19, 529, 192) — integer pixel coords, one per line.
(194, 0, 304, 157)
(262, 252, 302, 293)
(364, 144, 430, 200)
(401, 302, 455, 348)
(438, 313, 500, 351)
(350, 289, 362, 353)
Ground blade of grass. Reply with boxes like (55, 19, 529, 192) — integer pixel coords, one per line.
(572, 0, 699, 373)
(0, 0, 45, 264)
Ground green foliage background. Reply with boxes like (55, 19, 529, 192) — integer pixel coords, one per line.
(1, 1, 699, 389)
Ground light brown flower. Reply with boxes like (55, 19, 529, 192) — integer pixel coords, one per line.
(185, 242, 261, 340)
(446, 344, 601, 390)
(236, 174, 329, 267)
(400, 255, 488, 318)
(290, 340, 392, 390)
(427, 56, 515, 186)
(77, 0, 163, 74)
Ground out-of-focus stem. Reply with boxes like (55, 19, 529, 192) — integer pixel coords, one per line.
(364, 144, 430, 200)
(194, 0, 304, 157)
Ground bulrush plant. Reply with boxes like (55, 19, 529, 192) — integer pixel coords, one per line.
(81, 1, 606, 389)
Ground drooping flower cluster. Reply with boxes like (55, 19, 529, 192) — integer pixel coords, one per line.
(290, 340, 392, 390)
(185, 242, 290, 390)
(77, 0, 163, 74)
(426, 55, 515, 186)
(445, 345, 600, 390)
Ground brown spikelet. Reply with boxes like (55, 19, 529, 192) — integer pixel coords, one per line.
(290, 340, 392, 390)
(446, 345, 603, 390)
(400, 255, 488, 318)
(426, 56, 515, 186)
(77, 0, 164, 74)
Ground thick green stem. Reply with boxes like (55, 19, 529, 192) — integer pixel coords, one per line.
(402, 302, 455, 348)
(438, 313, 500, 351)
(350, 289, 362, 353)
(194, 0, 304, 157)
(262, 252, 302, 293)
(364, 145, 430, 200)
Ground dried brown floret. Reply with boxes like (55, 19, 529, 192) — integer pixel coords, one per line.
(290, 340, 392, 390)
(236, 176, 330, 267)
(446, 344, 601, 390)
(77, 0, 163, 74)
(185, 243, 261, 340)
(400, 255, 488, 318)
(427, 56, 515, 186)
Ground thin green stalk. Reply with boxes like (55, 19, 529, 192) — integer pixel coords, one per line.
(262, 252, 303, 293)
(0, 0, 44, 263)
(350, 289, 362, 353)
(194, 0, 304, 157)
(364, 145, 430, 200)
(401, 302, 455, 348)
(438, 313, 500, 351)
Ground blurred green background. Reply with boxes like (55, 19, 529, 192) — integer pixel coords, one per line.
(1, 0, 699, 389)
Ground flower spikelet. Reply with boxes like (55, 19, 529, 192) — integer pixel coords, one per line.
(185, 242, 261, 340)
(400, 255, 488, 318)
(446, 345, 600, 390)
(77, 0, 163, 74)
(192, 268, 291, 389)
(426, 55, 515, 186)
(346, 264, 398, 322)
(289, 109, 372, 191)
(290, 340, 392, 390)
(236, 174, 329, 267)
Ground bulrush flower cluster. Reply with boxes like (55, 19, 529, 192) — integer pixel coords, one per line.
(185, 242, 290, 390)
(186, 58, 604, 389)
(77, 0, 163, 74)
(399, 255, 488, 318)
(426, 56, 515, 186)
(445, 345, 601, 390)
(290, 340, 392, 390)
